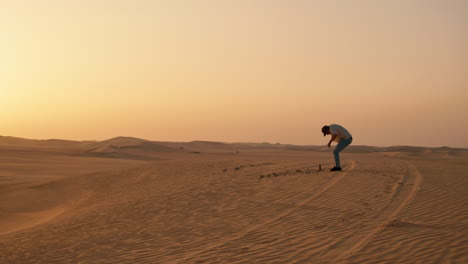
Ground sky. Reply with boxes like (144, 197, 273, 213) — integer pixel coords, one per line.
(1, 0, 467, 147)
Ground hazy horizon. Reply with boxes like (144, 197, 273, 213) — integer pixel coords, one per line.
(2, 1, 467, 148)
(2, 133, 467, 149)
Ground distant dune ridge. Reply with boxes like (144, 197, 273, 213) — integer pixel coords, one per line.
(0, 135, 467, 263)
(1, 135, 466, 160)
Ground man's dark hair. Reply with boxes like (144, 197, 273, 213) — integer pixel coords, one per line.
(322, 125, 329, 136)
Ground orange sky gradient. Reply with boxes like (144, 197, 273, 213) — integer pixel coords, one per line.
(1, 0, 467, 147)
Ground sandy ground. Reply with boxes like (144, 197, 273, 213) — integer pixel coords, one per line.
(0, 138, 467, 263)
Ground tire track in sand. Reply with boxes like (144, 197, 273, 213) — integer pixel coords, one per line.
(336, 161, 423, 262)
(172, 160, 357, 264)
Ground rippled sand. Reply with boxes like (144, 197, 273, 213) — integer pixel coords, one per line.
(0, 137, 466, 263)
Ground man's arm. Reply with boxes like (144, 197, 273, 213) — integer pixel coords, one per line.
(328, 134, 337, 148)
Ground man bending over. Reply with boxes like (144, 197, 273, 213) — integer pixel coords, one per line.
(322, 124, 353, 171)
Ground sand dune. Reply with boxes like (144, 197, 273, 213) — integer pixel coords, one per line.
(83, 140, 181, 160)
(0, 137, 467, 263)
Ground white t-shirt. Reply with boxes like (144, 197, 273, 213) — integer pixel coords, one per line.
(329, 124, 352, 142)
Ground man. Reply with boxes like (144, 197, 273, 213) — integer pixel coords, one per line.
(322, 124, 353, 171)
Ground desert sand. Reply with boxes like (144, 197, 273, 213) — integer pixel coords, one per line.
(0, 136, 467, 264)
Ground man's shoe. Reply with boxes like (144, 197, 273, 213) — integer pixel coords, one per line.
(330, 167, 342, 171)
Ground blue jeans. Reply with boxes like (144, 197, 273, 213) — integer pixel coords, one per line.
(333, 138, 352, 168)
